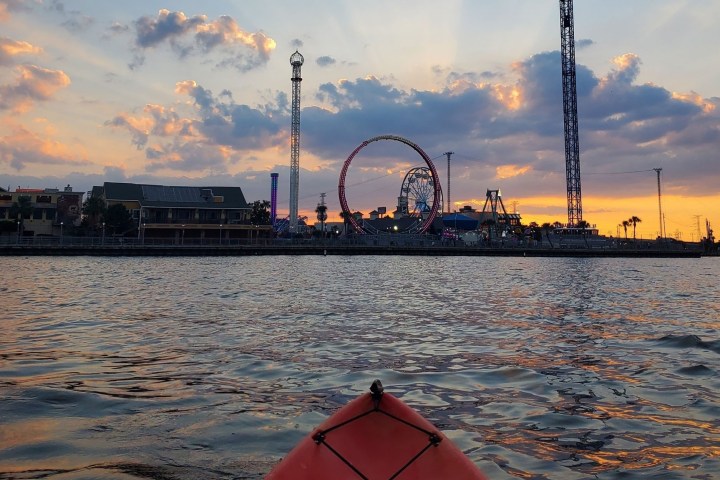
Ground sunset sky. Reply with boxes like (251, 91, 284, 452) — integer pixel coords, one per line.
(1, 0, 718, 240)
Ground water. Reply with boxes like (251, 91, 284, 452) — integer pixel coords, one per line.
(1, 256, 719, 479)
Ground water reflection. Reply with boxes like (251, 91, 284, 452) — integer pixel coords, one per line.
(1, 256, 719, 479)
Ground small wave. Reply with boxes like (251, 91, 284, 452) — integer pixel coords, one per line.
(655, 334, 720, 353)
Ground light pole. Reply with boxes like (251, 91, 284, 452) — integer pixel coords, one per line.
(219, 222, 222, 245)
(16, 220, 20, 244)
(102, 222, 105, 245)
(142, 223, 146, 245)
(181, 225, 185, 245)
(60, 221, 63, 245)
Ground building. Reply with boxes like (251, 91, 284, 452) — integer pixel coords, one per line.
(0, 185, 83, 237)
(91, 182, 264, 243)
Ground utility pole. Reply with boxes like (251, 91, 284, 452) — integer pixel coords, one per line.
(653, 168, 663, 238)
(444, 151, 453, 214)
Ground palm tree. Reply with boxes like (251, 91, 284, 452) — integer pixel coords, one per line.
(315, 203, 328, 237)
(622, 220, 630, 239)
(629, 216, 641, 240)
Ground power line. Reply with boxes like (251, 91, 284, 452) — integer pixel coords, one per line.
(585, 168, 656, 175)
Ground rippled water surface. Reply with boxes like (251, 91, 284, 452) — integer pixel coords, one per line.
(1, 256, 719, 479)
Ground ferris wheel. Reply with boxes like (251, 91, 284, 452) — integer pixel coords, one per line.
(399, 167, 443, 217)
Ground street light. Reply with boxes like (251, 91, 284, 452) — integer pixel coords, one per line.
(102, 222, 105, 245)
(16, 219, 20, 244)
(142, 223, 146, 245)
(60, 221, 64, 245)
(219, 222, 222, 245)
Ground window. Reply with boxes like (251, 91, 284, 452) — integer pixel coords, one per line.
(0, 194, 12, 201)
(36, 195, 52, 203)
(33, 209, 43, 220)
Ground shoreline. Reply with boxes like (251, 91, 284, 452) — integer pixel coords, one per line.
(0, 244, 705, 258)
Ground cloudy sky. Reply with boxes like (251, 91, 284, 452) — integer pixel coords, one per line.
(1, 0, 718, 239)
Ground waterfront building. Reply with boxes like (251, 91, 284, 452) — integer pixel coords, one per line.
(91, 182, 267, 243)
(0, 185, 83, 237)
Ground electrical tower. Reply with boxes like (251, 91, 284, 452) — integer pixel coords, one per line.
(653, 168, 663, 238)
(289, 50, 304, 234)
(560, 0, 583, 226)
(444, 151, 453, 214)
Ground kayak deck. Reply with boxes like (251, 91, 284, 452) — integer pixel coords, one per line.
(266, 380, 487, 479)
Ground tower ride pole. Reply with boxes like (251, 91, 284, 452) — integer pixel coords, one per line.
(560, 0, 582, 226)
(444, 151, 453, 214)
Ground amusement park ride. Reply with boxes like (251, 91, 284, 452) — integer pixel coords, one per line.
(277, 1, 586, 236)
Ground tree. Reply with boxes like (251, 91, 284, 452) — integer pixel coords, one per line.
(9, 195, 33, 233)
(622, 220, 630, 239)
(249, 200, 271, 224)
(104, 204, 134, 235)
(83, 196, 106, 229)
(315, 203, 328, 237)
(629, 216, 641, 240)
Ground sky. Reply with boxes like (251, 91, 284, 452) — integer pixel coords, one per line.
(1, 0, 718, 240)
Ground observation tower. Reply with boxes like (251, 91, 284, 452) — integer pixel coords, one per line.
(288, 50, 304, 234)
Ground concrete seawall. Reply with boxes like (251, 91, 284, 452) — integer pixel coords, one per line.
(0, 244, 703, 258)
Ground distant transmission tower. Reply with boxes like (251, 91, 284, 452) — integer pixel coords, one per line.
(653, 168, 663, 238)
(289, 50, 304, 233)
(560, 0, 582, 226)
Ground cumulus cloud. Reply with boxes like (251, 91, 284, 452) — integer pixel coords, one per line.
(105, 104, 194, 150)
(0, 37, 43, 65)
(0, 64, 71, 112)
(106, 80, 288, 173)
(0, 120, 90, 170)
(130, 9, 276, 71)
(316, 55, 336, 67)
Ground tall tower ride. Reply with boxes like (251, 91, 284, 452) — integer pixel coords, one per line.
(560, 0, 582, 226)
(270, 172, 279, 226)
(289, 50, 304, 233)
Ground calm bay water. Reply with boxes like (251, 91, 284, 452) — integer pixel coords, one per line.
(1, 256, 719, 479)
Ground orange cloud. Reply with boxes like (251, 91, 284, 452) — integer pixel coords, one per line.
(492, 84, 522, 110)
(496, 164, 531, 179)
(0, 119, 91, 170)
(0, 65, 71, 113)
(196, 16, 276, 58)
(0, 37, 43, 64)
(671, 91, 715, 114)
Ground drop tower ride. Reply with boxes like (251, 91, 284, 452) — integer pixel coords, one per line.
(560, 0, 583, 226)
(289, 50, 304, 234)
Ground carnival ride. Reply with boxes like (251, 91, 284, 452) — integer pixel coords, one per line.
(399, 167, 443, 219)
(338, 135, 442, 234)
